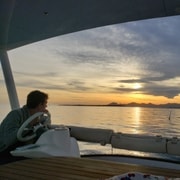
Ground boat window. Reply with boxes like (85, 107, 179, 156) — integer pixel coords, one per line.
(1, 16, 180, 139)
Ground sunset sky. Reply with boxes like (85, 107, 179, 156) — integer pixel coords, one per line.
(1, 15, 180, 106)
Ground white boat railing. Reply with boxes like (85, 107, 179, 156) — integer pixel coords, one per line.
(68, 126, 113, 145)
(167, 137, 180, 156)
(111, 133, 167, 154)
(67, 126, 180, 156)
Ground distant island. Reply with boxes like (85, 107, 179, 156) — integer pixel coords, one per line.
(60, 102, 180, 108)
(106, 102, 180, 108)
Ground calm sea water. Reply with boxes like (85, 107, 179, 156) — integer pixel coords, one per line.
(1, 104, 180, 156)
(47, 105, 180, 138)
(1, 104, 180, 137)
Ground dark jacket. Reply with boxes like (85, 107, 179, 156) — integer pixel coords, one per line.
(0, 105, 30, 152)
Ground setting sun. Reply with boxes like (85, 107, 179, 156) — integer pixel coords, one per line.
(133, 83, 142, 89)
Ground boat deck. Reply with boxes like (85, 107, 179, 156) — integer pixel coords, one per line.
(0, 157, 179, 179)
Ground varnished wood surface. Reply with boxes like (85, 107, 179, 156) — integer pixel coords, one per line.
(0, 157, 179, 179)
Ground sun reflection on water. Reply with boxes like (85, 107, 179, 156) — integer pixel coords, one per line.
(133, 107, 141, 133)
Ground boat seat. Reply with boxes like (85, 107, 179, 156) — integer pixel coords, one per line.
(111, 133, 167, 153)
(11, 127, 80, 158)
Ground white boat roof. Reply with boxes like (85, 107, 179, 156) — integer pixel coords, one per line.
(1, 0, 180, 51)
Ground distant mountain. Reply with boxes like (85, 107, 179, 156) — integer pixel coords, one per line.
(107, 102, 180, 108)
(59, 102, 180, 108)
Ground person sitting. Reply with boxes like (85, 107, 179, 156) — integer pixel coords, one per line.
(0, 90, 50, 164)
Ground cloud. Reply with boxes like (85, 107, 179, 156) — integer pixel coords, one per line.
(13, 71, 92, 92)
(3, 15, 180, 102)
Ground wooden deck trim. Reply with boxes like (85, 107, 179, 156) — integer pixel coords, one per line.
(0, 157, 179, 179)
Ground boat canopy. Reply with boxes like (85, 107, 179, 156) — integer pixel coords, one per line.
(0, 0, 180, 51)
(0, 0, 180, 109)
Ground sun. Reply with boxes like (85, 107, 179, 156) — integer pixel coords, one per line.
(133, 83, 142, 89)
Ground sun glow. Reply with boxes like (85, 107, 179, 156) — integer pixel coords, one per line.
(133, 83, 142, 89)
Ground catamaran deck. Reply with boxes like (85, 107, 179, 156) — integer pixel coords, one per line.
(0, 157, 179, 179)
